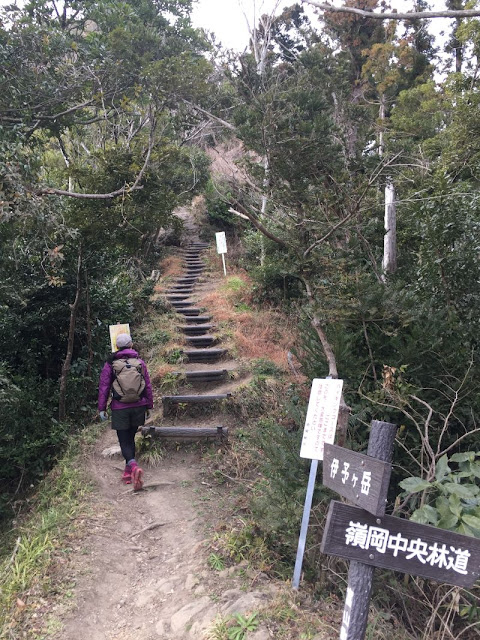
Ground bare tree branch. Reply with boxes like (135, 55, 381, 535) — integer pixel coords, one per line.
(231, 200, 289, 248)
(182, 99, 236, 131)
(301, 0, 480, 19)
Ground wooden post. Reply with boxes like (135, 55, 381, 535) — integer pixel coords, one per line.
(340, 420, 397, 640)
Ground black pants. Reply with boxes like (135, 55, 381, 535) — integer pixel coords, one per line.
(116, 426, 139, 464)
(112, 407, 146, 463)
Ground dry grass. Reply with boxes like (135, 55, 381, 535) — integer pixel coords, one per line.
(200, 271, 302, 375)
(154, 255, 183, 291)
(150, 362, 178, 384)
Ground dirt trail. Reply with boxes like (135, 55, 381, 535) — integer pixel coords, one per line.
(53, 208, 281, 640)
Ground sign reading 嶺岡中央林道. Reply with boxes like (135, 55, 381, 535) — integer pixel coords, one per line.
(300, 378, 343, 460)
(321, 501, 480, 588)
(323, 444, 392, 516)
(215, 232, 227, 254)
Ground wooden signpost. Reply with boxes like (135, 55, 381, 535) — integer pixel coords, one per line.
(322, 501, 480, 589)
(317, 419, 480, 640)
(293, 384, 480, 638)
(323, 444, 392, 516)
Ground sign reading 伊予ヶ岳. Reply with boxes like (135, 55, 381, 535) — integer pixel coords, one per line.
(323, 444, 392, 516)
(321, 501, 480, 588)
(300, 378, 343, 460)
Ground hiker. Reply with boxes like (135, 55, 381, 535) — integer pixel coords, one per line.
(98, 332, 153, 490)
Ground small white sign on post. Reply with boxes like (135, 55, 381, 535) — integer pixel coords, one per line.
(300, 378, 344, 460)
(293, 377, 343, 589)
(215, 231, 227, 276)
(215, 231, 227, 254)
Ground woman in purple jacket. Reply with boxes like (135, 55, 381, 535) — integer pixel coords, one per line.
(98, 332, 154, 490)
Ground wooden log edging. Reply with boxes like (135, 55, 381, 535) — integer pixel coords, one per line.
(183, 314, 212, 323)
(182, 348, 227, 362)
(179, 324, 215, 334)
(140, 425, 228, 440)
(172, 369, 228, 381)
(162, 393, 232, 405)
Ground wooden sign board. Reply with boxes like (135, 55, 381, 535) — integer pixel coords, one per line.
(109, 323, 130, 353)
(323, 444, 392, 516)
(300, 378, 343, 460)
(215, 232, 227, 254)
(321, 501, 480, 588)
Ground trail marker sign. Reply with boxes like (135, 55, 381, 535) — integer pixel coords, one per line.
(293, 378, 343, 589)
(321, 501, 480, 589)
(300, 378, 343, 461)
(215, 231, 227, 254)
(323, 444, 392, 516)
(215, 232, 227, 275)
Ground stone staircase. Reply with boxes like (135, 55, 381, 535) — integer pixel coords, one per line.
(142, 242, 231, 442)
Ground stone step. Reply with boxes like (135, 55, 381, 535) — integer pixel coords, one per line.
(170, 300, 196, 308)
(175, 307, 203, 315)
(173, 369, 228, 382)
(179, 323, 215, 334)
(140, 425, 227, 440)
(185, 335, 216, 346)
(183, 348, 227, 362)
(183, 315, 212, 323)
(165, 294, 191, 301)
(163, 393, 231, 405)
(166, 288, 194, 295)
(175, 277, 198, 284)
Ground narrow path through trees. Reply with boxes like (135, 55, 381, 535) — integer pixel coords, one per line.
(52, 211, 291, 640)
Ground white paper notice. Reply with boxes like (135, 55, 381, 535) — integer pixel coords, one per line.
(300, 378, 343, 460)
(215, 232, 227, 254)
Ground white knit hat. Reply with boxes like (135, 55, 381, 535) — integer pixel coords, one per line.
(115, 333, 133, 349)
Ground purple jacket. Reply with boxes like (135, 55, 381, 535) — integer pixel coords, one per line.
(98, 348, 154, 412)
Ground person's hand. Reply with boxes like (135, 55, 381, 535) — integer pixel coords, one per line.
(99, 411, 108, 422)
(145, 410, 151, 420)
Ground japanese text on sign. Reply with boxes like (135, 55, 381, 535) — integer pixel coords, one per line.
(322, 444, 392, 516)
(321, 501, 480, 588)
(331, 459, 372, 495)
(345, 522, 470, 576)
(300, 378, 343, 460)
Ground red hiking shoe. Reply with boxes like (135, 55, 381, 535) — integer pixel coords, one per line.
(131, 464, 144, 491)
(122, 465, 132, 484)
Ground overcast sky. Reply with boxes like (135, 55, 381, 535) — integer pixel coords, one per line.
(191, 0, 450, 52)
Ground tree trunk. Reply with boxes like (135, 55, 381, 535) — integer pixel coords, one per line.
(259, 155, 269, 266)
(382, 180, 397, 276)
(379, 97, 397, 278)
(84, 267, 93, 378)
(58, 246, 82, 422)
(304, 279, 351, 446)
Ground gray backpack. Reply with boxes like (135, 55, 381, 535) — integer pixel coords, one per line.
(111, 358, 146, 403)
